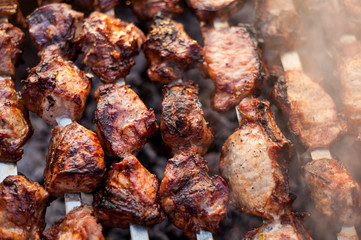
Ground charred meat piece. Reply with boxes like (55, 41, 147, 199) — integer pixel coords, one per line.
(202, 24, 265, 112)
(93, 155, 165, 228)
(161, 81, 213, 155)
(0, 22, 25, 77)
(0, 77, 32, 162)
(27, 3, 83, 60)
(220, 98, 292, 218)
(0, 175, 50, 240)
(159, 152, 228, 239)
(22, 55, 92, 127)
(0, 0, 26, 27)
(144, 17, 204, 84)
(304, 158, 361, 225)
(43, 205, 105, 240)
(75, 12, 145, 83)
(271, 70, 344, 150)
(132, 0, 183, 21)
(94, 84, 158, 158)
(39, 0, 121, 12)
(44, 122, 106, 195)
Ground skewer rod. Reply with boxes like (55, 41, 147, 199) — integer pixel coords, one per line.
(196, 230, 214, 240)
(0, 162, 17, 182)
(64, 193, 82, 214)
(130, 224, 150, 240)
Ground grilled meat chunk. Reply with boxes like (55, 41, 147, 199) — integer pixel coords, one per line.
(0, 22, 25, 77)
(0, 175, 50, 240)
(27, 3, 83, 60)
(220, 98, 292, 218)
(39, 0, 121, 12)
(22, 55, 92, 126)
(271, 70, 344, 150)
(132, 0, 183, 21)
(161, 81, 213, 155)
(304, 158, 361, 225)
(202, 24, 264, 112)
(93, 155, 165, 228)
(75, 12, 145, 83)
(44, 122, 106, 195)
(159, 152, 228, 239)
(94, 84, 158, 158)
(0, 0, 25, 27)
(43, 205, 105, 240)
(144, 17, 204, 84)
(0, 77, 32, 162)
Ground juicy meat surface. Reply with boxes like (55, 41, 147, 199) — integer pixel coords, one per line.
(0, 175, 50, 240)
(0, 21, 25, 77)
(93, 155, 165, 228)
(161, 80, 214, 155)
(38, 0, 120, 11)
(220, 98, 292, 218)
(132, 0, 183, 21)
(22, 55, 92, 127)
(203, 24, 264, 112)
(304, 158, 361, 225)
(27, 3, 84, 60)
(44, 122, 106, 195)
(75, 11, 145, 83)
(0, 77, 32, 162)
(43, 205, 104, 240)
(94, 84, 158, 158)
(0, 0, 26, 27)
(271, 69, 344, 149)
(144, 17, 204, 84)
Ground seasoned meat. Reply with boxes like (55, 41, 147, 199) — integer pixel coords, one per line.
(132, 0, 183, 21)
(93, 155, 165, 228)
(39, 0, 121, 11)
(0, 175, 50, 240)
(43, 205, 105, 240)
(44, 122, 106, 195)
(144, 17, 204, 84)
(304, 158, 361, 225)
(186, 0, 243, 23)
(159, 152, 228, 239)
(75, 12, 145, 83)
(27, 3, 83, 60)
(255, 0, 301, 51)
(0, 77, 32, 162)
(94, 84, 158, 158)
(0, 0, 26, 27)
(271, 70, 344, 149)
(0, 22, 25, 77)
(161, 81, 213, 155)
(202, 24, 265, 112)
(22, 55, 92, 127)
(220, 98, 292, 218)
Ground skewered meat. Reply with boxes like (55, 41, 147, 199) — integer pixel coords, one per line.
(38, 0, 121, 12)
(132, 0, 183, 21)
(255, 0, 301, 51)
(202, 24, 265, 112)
(161, 80, 213, 155)
(159, 152, 229, 239)
(0, 175, 50, 240)
(271, 70, 344, 150)
(94, 84, 158, 158)
(43, 205, 105, 240)
(22, 55, 92, 127)
(144, 17, 204, 84)
(93, 155, 165, 228)
(0, 77, 32, 162)
(304, 158, 361, 225)
(220, 97, 292, 218)
(186, 0, 243, 23)
(0, 21, 25, 77)
(75, 12, 145, 83)
(0, 0, 26, 27)
(44, 121, 106, 195)
(27, 3, 83, 60)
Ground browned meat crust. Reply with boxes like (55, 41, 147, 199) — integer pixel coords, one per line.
(22, 55, 92, 127)
(144, 17, 204, 84)
(0, 175, 50, 240)
(75, 12, 145, 83)
(132, 0, 183, 21)
(159, 152, 229, 239)
(0, 78, 32, 162)
(43, 205, 105, 240)
(93, 155, 165, 228)
(44, 122, 106, 195)
(0, 0, 26, 28)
